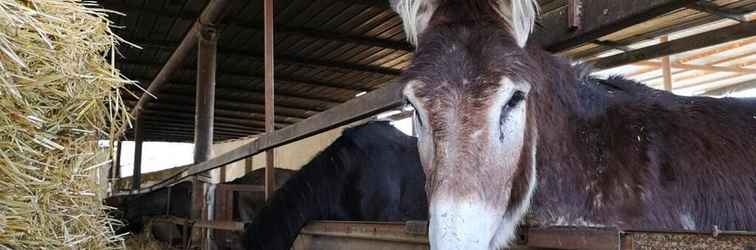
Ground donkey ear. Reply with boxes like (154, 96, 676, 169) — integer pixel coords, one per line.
(491, 0, 539, 48)
(390, 0, 439, 46)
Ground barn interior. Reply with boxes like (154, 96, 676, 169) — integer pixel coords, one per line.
(98, 0, 756, 249)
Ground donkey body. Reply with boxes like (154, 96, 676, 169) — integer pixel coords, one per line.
(243, 121, 427, 250)
(528, 66, 756, 231)
(391, 0, 756, 248)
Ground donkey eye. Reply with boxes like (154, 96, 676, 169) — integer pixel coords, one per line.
(499, 90, 525, 140)
(506, 90, 525, 108)
(499, 90, 525, 126)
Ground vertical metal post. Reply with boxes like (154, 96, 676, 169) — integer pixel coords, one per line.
(194, 23, 217, 249)
(568, 0, 583, 30)
(132, 115, 144, 191)
(113, 139, 122, 179)
(194, 26, 217, 164)
(661, 36, 673, 91)
(264, 0, 276, 200)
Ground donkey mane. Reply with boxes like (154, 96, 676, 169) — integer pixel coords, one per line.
(392, 0, 537, 47)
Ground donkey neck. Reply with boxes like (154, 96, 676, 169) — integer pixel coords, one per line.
(525, 50, 627, 226)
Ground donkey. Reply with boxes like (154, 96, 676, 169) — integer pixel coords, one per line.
(390, 0, 756, 249)
(244, 121, 427, 250)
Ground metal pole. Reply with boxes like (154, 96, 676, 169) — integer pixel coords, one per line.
(264, 0, 276, 200)
(194, 25, 217, 163)
(132, 114, 144, 191)
(193, 23, 217, 249)
(113, 139, 122, 179)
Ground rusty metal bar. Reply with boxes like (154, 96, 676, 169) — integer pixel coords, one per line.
(263, 0, 275, 200)
(152, 216, 246, 232)
(117, 0, 231, 138)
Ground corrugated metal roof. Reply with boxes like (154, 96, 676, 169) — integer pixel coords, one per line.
(99, 0, 756, 142)
(594, 11, 756, 96)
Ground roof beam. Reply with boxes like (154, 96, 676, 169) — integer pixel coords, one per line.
(139, 120, 262, 136)
(132, 78, 345, 104)
(703, 78, 756, 96)
(537, 0, 699, 52)
(134, 93, 314, 118)
(687, 1, 749, 23)
(120, 60, 372, 92)
(125, 124, 252, 138)
(104, 2, 408, 50)
(627, 37, 756, 78)
(140, 118, 265, 134)
(143, 87, 332, 113)
(635, 61, 756, 74)
(133, 128, 246, 141)
(647, 59, 756, 87)
(590, 21, 756, 70)
(133, 40, 401, 76)
(140, 110, 286, 130)
(126, 99, 303, 124)
(570, 3, 756, 59)
(639, 50, 756, 82)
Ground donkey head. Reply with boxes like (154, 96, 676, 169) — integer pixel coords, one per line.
(392, 0, 541, 249)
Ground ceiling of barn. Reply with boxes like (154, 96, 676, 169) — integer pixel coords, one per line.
(99, 0, 756, 142)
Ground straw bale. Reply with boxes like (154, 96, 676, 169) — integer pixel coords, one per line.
(0, 0, 133, 248)
(123, 221, 173, 250)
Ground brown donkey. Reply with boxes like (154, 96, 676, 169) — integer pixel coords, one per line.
(391, 0, 756, 249)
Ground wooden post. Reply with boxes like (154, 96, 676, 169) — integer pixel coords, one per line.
(661, 36, 672, 91)
(219, 165, 226, 183)
(264, 0, 276, 200)
(132, 115, 144, 191)
(194, 23, 217, 249)
(245, 157, 253, 174)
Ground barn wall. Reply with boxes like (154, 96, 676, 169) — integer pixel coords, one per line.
(210, 126, 346, 183)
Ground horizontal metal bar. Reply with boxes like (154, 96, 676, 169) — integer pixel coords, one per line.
(151, 216, 246, 231)
(113, 80, 405, 195)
